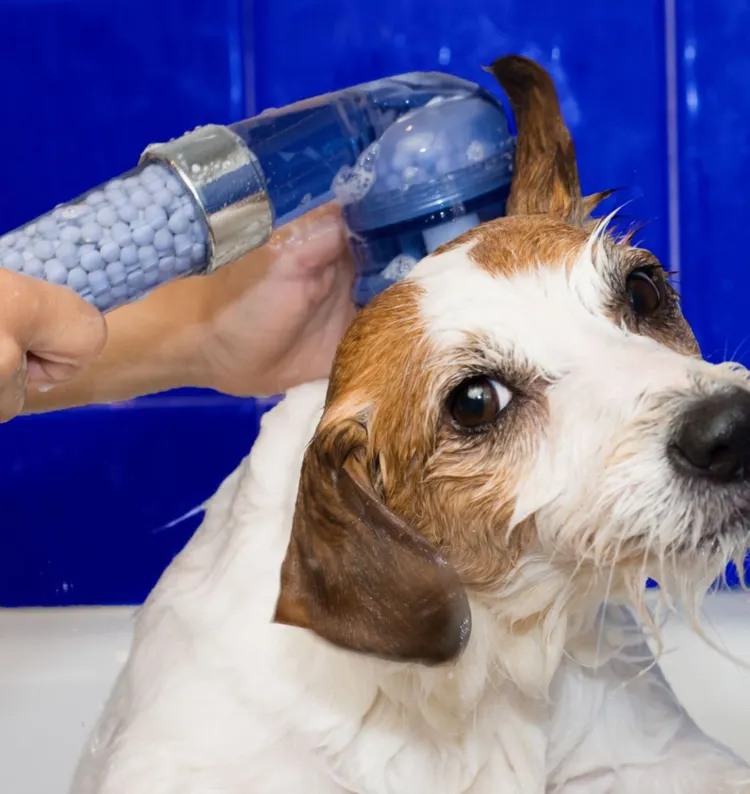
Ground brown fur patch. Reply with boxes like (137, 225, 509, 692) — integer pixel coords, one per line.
(433, 214, 590, 279)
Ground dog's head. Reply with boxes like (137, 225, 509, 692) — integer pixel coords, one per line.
(274, 56, 750, 666)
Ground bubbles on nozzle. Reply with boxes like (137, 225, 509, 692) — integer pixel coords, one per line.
(332, 141, 380, 205)
(466, 141, 485, 163)
(382, 253, 417, 281)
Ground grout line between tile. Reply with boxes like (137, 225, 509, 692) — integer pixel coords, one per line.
(665, 0, 681, 290)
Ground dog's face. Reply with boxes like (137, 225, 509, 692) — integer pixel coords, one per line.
(274, 56, 750, 666)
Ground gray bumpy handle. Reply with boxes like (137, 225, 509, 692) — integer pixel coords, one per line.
(0, 162, 210, 312)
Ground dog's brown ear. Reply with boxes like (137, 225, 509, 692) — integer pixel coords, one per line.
(273, 409, 471, 665)
(487, 55, 593, 225)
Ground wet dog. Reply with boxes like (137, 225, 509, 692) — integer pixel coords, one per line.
(73, 56, 750, 794)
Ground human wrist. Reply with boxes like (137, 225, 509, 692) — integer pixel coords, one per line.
(112, 279, 215, 396)
(23, 277, 214, 412)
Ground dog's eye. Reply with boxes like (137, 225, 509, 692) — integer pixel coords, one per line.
(448, 377, 511, 429)
(626, 268, 664, 316)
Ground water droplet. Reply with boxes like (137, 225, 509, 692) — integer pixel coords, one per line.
(382, 254, 417, 281)
(466, 141, 485, 162)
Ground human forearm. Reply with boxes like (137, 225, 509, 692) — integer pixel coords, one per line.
(23, 275, 210, 413)
(23, 202, 355, 413)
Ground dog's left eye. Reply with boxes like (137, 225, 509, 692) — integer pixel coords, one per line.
(448, 377, 512, 429)
(626, 268, 664, 317)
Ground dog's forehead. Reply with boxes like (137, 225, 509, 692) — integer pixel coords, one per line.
(330, 216, 643, 405)
(408, 216, 608, 362)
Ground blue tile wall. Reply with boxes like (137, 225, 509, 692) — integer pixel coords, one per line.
(1, 398, 265, 607)
(674, 1, 750, 364)
(0, 0, 748, 605)
(254, 0, 670, 262)
(0, 0, 247, 236)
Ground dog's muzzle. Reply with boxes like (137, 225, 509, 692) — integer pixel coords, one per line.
(669, 387, 750, 483)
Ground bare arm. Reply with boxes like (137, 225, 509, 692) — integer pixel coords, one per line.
(24, 273, 210, 411)
(24, 202, 356, 412)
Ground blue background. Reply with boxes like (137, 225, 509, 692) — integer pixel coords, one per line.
(0, 0, 747, 605)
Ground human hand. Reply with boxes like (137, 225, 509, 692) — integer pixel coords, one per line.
(193, 201, 357, 396)
(23, 201, 355, 413)
(0, 268, 106, 420)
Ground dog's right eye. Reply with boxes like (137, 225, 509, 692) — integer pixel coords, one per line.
(448, 377, 512, 429)
(626, 267, 664, 317)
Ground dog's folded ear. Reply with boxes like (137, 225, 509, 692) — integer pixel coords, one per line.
(273, 410, 471, 665)
(487, 55, 609, 225)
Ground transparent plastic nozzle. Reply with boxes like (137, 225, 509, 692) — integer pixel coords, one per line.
(229, 72, 479, 225)
(0, 72, 479, 312)
(336, 87, 515, 306)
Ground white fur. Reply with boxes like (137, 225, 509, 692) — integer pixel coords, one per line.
(73, 241, 750, 793)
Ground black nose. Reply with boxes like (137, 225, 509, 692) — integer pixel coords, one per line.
(671, 389, 750, 482)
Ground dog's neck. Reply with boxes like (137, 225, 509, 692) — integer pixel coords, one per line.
(348, 558, 614, 730)
(234, 385, 640, 751)
(274, 561, 623, 794)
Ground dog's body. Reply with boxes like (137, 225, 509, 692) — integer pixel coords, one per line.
(74, 57, 750, 792)
(73, 382, 747, 794)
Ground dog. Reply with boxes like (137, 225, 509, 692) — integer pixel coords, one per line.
(72, 56, 750, 794)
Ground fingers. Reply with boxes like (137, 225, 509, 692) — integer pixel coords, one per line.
(1, 270, 107, 370)
(266, 202, 350, 272)
(271, 201, 343, 247)
(209, 201, 353, 315)
(0, 270, 108, 419)
(26, 355, 80, 385)
(0, 336, 26, 421)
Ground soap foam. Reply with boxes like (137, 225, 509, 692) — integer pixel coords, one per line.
(332, 141, 380, 205)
